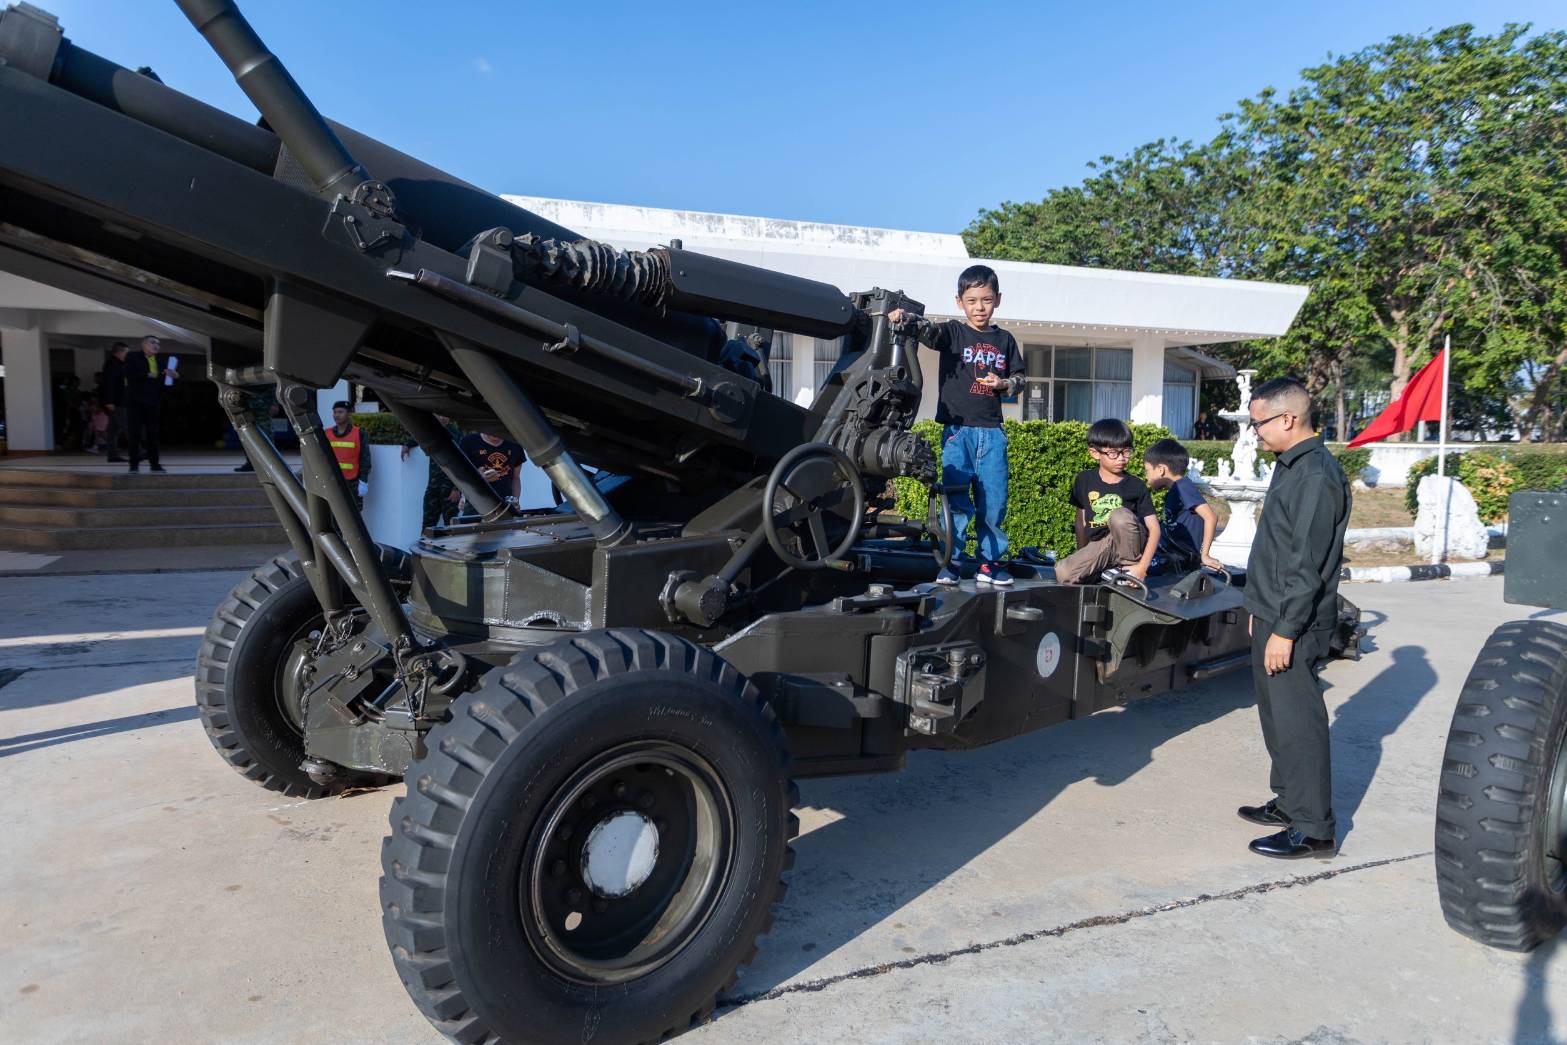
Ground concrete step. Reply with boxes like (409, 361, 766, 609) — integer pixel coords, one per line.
(0, 486, 272, 508)
(0, 468, 265, 491)
(0, 503, 273, 528)
(0, 521, 290, 551)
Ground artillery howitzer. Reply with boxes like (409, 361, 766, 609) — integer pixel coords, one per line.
(1436, 489, 1567, 951)
(0, 3, 1341, 1040)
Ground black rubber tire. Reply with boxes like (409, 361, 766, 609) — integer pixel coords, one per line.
(1435, 619, 1567, 950)
(380, 628, 798, 1045)
(193, 549, 409, 798)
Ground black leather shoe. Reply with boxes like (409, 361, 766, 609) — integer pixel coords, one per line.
(1249, 828, 1334, 860)
(1238, 798, 1290, 827)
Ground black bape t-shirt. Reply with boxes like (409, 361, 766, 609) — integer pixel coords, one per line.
(923, 320, 1023, 428)
(1071, 469, 1156, 542)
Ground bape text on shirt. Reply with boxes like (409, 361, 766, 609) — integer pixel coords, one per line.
(915, 319, 1024, 429)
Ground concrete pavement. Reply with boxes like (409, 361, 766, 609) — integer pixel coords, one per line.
(2, 570, 1563, 1043)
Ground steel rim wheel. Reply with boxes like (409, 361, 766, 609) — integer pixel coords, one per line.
(274, 617, 325, 736)
(520, 741, 736, 984)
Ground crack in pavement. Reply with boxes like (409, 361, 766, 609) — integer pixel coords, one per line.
(719, 850, 1432, 1010)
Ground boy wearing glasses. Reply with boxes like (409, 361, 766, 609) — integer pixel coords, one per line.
(1054, 419, 1160, 584)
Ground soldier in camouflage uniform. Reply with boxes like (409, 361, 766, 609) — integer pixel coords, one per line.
(404, 417, 463, 530)
(233, 387, 278, 473)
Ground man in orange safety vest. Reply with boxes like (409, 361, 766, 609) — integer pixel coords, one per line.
(328, 400, 372, 507)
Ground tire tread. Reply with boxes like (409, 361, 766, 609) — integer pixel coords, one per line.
(380, 628, 797, 1044)
(1435, 619, 1567, 951)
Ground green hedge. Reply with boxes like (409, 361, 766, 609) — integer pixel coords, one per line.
(351, 411, 411, 446)
(1406, 447, 1567, 522)
(1184, 440, 1259, 471)
(893, 420, 1172, 557)
(1184, 440, 1369, 482)
(1335, 447, 1372, 480)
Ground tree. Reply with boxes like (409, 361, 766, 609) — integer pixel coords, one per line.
(965, 138, 1253, 277)
(963, 24, 1567, 440)
(1231, 25, 1567, 429)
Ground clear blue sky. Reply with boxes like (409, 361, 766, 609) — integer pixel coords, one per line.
(49, 1, 1561, 234)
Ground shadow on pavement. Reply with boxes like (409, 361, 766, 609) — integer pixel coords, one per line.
(0, 705, 200, 758)
(1330, 645, 1438, 843)
(1515, 932, 1562, 1044)
(728, 672, 1258, 999)
(1355, 608, 1389, 655)
(0, 645, 197, 712)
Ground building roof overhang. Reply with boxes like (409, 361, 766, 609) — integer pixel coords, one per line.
(505, 196, 1309, 348)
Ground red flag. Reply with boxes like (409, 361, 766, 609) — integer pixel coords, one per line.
(1347, 349, 1447, 448)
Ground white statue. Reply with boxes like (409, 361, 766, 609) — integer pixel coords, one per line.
(1198, 368, 1272, 567)
(1231, 425, 1259, 483)
(1236, 369, 1256, 413)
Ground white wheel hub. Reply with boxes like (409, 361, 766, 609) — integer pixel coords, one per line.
(580, 811, 660, 898)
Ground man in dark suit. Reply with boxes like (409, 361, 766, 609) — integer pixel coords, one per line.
(101, 342, 128, 462)
(124, 335, 178, 473)
(1237, 376, 1351, 859)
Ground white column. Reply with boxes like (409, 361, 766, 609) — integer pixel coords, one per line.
(1129, 333, 1165, 426)
(916, 346, 940, 420)
(1, 324, 53, 452)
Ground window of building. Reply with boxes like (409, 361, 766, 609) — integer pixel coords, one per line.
(768, 332, 793, 400)
(1021, 345, 1199, 428)
(1162, 359, 1198, 437)
(1044, 345, 1131, 423)
(813, 338, 838, 391)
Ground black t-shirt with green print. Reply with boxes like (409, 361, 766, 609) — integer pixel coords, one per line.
(1070, 469, 1156, 542)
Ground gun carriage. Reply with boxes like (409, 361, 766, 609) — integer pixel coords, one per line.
(0, 3, 1313, 1040)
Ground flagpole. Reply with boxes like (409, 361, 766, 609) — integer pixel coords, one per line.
(1434, 334, 1451, 565)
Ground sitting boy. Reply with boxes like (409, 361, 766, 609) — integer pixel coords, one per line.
(1143, 438, 1223, 572)
(1054, 419, 1161, 585)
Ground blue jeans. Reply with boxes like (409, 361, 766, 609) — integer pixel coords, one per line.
(941, 424, 1009, 563)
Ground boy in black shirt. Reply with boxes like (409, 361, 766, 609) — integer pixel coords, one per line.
(458, 431, 526, 505)
(1055, 419, 1161, 584)
(889, 265, 1024, 586)
(1142, 437, 1221, 571)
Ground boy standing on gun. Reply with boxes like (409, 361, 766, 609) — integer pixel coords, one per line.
(889, 265, 1024, 586)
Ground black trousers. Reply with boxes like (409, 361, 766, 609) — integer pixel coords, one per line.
(125, 400, 161, 468)
(104, 405, 125, 455)
(1250, 622, 1335, 839)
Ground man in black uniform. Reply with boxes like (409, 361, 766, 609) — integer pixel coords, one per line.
(124, 335, 177, 473)
(1237, 377, 1350, 859)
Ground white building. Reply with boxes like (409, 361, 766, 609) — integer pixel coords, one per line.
(0, 197, 1308, 451)
(506, 197, 1309, 436)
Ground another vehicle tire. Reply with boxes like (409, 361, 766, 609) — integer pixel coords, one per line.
(381, 628, 797, 1045)
(193, 549, 409, 798)
(1435, 619, 1567, 950)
